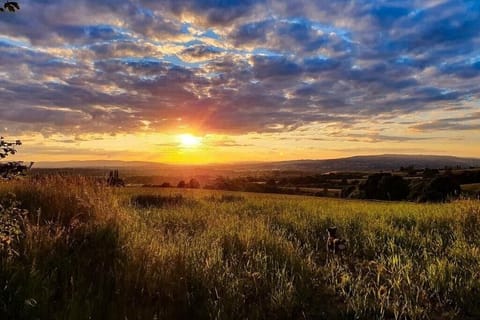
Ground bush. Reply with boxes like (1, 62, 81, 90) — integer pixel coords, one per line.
(0, 193, 27, 259)
(0, 137, 32, 180)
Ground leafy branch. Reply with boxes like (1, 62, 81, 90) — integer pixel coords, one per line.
(0, 137, 33, 179)
(0, 1, 20, 13)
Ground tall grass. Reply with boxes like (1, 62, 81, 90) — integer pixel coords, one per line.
(0, 178, 479, 319)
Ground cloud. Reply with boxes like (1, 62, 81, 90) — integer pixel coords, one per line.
(181, 44, 223, 62)
(203, 137, 253, 147)
(251, 55, 302, 79)
(145, 0, 266, 26)
(411, 112, 480, 132)
(0, 0, 478, 142)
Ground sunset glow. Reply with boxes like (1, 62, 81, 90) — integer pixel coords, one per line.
(179, 134, 202, 148)
(0, 1, 479, 163)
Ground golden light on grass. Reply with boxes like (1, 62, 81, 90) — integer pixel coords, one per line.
(178, 134, 202, 148)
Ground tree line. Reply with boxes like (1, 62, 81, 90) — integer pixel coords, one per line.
(342, 172, 462, 202)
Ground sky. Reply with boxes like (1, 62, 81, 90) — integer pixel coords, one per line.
(0, 0, 479, 164)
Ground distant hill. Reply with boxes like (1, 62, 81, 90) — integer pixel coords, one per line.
(33, 154, 480, 172)
(34, 160, 163, 169)
(250, 154, 480, 172)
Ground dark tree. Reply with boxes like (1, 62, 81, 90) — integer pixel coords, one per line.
(0, 1, 20, 12)
(363, 173, 409, 200)
(408, 176, 461, 202)
(421, 176, 461, 202)
(363, 173, 389, 199)
(107, 169, 125, 187)
(0, 137, 33, 179)
(177, 180, 186, 188)
(188, 178, 200, 189)
(377, 175, 409, 200)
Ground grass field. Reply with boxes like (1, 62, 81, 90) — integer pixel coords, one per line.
(461, 183, 480, 193)
(1, 176, 480, 319)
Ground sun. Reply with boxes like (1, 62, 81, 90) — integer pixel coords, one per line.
(179, 134, 202, 148)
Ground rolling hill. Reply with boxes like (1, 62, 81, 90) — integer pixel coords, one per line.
(33, 154, 480, 172)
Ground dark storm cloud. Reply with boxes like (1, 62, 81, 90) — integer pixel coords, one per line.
(0, 0, 479, 137)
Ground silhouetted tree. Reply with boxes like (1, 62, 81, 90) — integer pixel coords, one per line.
(0, 137, 33, 179)
(0, 1, 20, 12)
(421, 176, 460, 202)
(408, 176, 461, 202)
(107, 169, 125, 187)
(363, 173, 389, 199)
(363, 173, 409, 200)
(377, 175, 409, 200)
(177, 180, 186, 188)
(188, 178, 200, 189)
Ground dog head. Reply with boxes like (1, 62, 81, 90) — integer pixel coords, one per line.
(327, 227, 337, 238)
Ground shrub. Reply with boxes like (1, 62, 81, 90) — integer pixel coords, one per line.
(0, 193, 27, 259)
(0, 137, 33, 180)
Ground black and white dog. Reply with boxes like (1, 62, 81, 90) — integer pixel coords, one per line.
(326, 226, 347, 262)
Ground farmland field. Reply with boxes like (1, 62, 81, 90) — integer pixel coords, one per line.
(1, 176, 480, 319)
(462, 183, 480, 193)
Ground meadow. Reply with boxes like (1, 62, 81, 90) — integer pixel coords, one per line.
(1, 176, 480, 319)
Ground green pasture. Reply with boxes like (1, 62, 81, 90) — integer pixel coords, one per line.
(1, 177, 479, 319)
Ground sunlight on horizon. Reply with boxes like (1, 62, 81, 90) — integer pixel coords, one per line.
(0, 1, 479, 161)
(178, 134, 202, 149)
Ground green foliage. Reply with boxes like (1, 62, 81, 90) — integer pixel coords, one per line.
(0, 137, 33, 179)
(0, 193, 27, 258)
(409, 176, 461, 202)
(0, 177, 479, 319)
